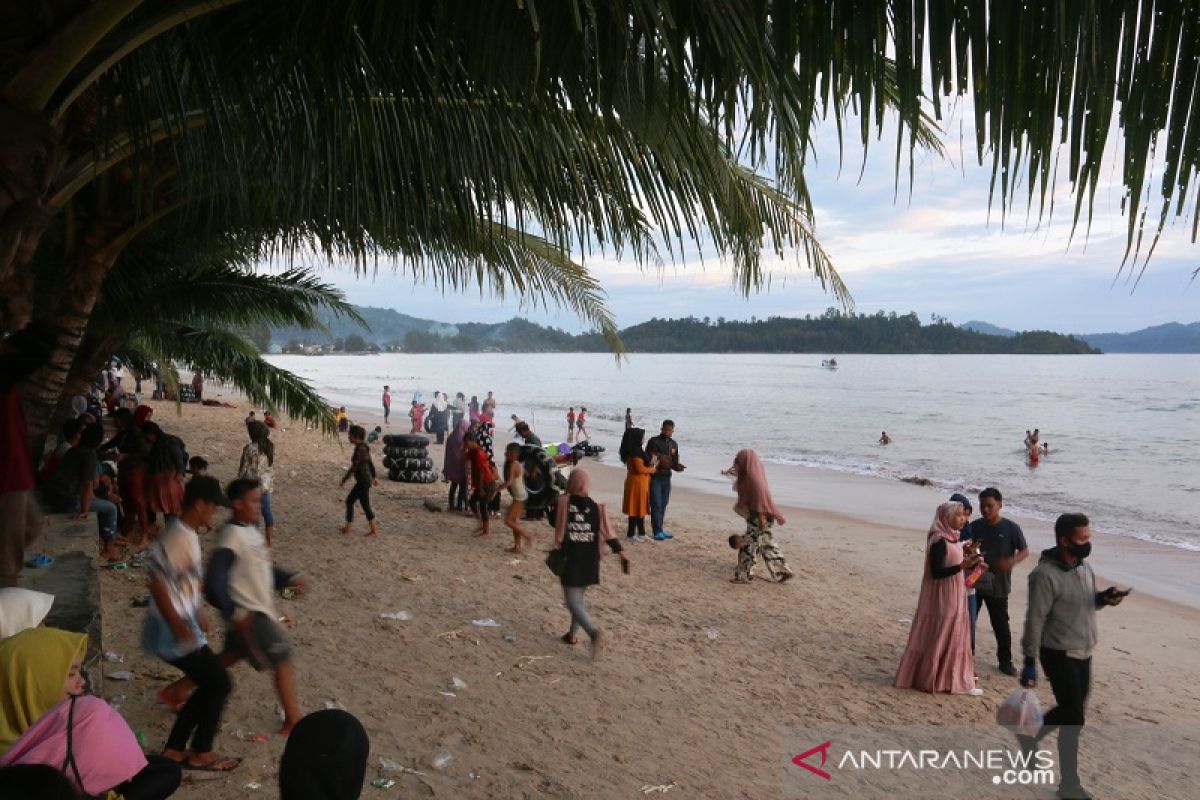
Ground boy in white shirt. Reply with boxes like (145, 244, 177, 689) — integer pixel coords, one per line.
(205, 478, 310, 735)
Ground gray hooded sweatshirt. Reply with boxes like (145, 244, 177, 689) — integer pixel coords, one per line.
(1021, 546, 1107, 664)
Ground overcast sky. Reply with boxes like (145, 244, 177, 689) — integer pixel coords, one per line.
(280, 100, 1198, 336)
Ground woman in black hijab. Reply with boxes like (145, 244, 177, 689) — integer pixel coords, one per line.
(279, 710, 370, 800)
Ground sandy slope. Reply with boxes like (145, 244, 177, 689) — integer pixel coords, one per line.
(98, 401, 1200, 799)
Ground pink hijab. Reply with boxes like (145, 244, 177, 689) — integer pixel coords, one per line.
(927, 501, 963, 545)
(731, 449, 785, 525)
(554, 468, 615, 547)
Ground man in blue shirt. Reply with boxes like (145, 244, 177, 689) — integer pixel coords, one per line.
(963, 487, 1029, 676)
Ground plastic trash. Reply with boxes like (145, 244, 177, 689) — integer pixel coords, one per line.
(245, 781, 261, 790)
(108, 694, 125, 708)
(371, 777, 396, 789)
(104, 651, 124, 662)
(280, 587, 297, 600)
(379, 757, 425, 776)
(471, 618, 501, 627)
(438, 691, 457, 698)
(324, 700, 345, 710)
(379, 610, 412, 621)
(502, 633, 517, 642)
(106, 671, 135, 681)
(996, 688, 1044, 737)
(706, 628, 720, 641)
(430, 751, 452, 770)
(451, 676, 467, 689)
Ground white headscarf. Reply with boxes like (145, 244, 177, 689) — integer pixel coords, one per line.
(0, 588, 55, 638)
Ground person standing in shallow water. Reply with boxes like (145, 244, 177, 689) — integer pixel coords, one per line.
(382, 385, 391, 426)
(722, 450, 794, 583)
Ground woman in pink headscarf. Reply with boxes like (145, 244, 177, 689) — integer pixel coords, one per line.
(722, 449, 794, 584)
(893, 501, 984, 695)
(550, 469, 630, 657)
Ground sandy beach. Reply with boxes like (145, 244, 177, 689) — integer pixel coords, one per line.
(97, 399, 1200, 799)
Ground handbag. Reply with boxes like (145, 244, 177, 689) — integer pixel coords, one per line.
(545, 547, 566, 577)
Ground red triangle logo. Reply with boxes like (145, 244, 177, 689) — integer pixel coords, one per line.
(792, 741, 832, 780)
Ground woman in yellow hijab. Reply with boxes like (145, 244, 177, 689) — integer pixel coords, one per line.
(0, 628, 182, 799)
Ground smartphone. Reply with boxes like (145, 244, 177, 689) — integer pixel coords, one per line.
(1111, 587, 1133, 597)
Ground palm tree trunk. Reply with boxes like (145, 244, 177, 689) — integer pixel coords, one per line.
(22, 220, 122, 449)
(0, 101, 66, 330)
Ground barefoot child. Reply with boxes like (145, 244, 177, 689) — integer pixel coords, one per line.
(141, 476, 239, 773)
(499, 443, 534, 553)
(723, 449, 794, 584)
(466, 434, 498, 537)
(205, 478, 310, 735)
(340, 426, 379, 537)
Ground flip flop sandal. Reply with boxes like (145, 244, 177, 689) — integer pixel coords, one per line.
(24, 553, 53, 568)
(184, 755, 242, 774)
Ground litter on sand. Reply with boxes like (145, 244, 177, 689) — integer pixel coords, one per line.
(640, 782, 679, 794)
(451, 676, 468, 689)
(370, 776, 396, 789)
(324, 700, 345, 710)
(438, 692, 457, 698)
(436, 629, 473, 641)
(245, 781, 261, 790)
(280, 587, 297, 600)
(471, 618, 501, 627)
(378, 757, 425, 776)
(430, 752, 452, 770)
(506, 558, 523, 566)
(379, 610, 412, 621)
(515, 655, 553, 669)
(104, 651, 124, 662)
(898, 618, 912, 625)
(502, 633, 517, 642)
(106, 671, 135, 681)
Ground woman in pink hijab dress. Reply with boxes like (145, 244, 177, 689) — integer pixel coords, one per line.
(894, 501, 984, 695)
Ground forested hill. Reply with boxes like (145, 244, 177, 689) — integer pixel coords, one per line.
(271, 308, 1098, 354)
(572, 313, 1098, 354)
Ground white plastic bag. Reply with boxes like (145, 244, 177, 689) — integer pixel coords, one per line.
(996, 688, 1044, 737)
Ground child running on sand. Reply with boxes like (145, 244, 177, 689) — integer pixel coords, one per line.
(339, 425, 379, 537)
(499, 443, 534, 553)
(205, 478, 311, 734)
(141, 476, 239, 773)
(722, 450, 794, 584)
(466, 434, 499, 537)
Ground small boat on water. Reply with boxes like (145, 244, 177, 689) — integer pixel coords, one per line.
(821, 358, 839, 370)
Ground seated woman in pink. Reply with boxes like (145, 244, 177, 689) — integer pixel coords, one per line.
(893, 501, 985, 696)
(0, 627, 182, 799)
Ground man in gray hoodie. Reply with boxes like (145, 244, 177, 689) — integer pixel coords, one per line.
(1018, 512, 1128, 800)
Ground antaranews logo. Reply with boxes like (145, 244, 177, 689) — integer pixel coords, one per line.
(785, 730, 1057, 798)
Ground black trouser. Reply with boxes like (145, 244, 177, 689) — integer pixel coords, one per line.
(345, 479, 375, 522)
(978, 592, 1013, 666)
(435, 428, 445, 444)
(448, 481, 467, 510)
(116, 754, 183, 800)
(626, 516, 645, 537)
(1036, 648, 1091, 791)
(165, 646, 231, 753)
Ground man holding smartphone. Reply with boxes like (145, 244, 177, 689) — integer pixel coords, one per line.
(1018, 512, 1128, 800)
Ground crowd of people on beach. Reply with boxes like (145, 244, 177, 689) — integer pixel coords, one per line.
(0, 355, 1129, 800)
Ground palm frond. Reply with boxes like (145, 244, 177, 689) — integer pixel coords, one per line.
(123, 324, 335, 434)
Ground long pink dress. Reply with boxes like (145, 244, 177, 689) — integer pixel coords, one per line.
(893, 532, 975, 694)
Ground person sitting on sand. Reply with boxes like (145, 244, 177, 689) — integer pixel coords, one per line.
(550, 469, 629, 657)
(140, 475, 239, 774)
(0, 627, 185, 796)
(278, 710, 369, 800)
(205, 478, 310, 736)
(879, 431, 891, 445)
(339, 426, 379, 537)
(498, 443, 534, 553)
(42, 420, 120, 561)
(619, 427, 656, 542)
(893, 500, 984, 696)
(334, 407, 349, 434)
(722, 450, 794, 584)
(366, 425, 382, 445)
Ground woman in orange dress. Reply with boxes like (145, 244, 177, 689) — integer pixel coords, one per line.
(619, 428, 657, 542)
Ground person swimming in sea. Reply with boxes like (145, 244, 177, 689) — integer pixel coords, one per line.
(879, 431, 891, 445)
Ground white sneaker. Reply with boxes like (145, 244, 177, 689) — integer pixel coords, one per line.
(635, 534, 648, 543)
(963, 688, 985, 696)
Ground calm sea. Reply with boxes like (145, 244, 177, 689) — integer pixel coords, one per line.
(266, 353, 1199, 552)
